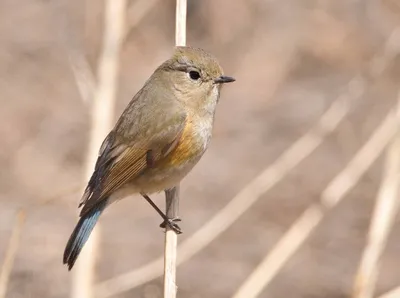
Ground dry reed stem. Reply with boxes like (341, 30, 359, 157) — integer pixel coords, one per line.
(379, 286, 400, 298)
(37, 185, 81, 207)
(0, 179, 79, 297)
(124, 0, 161, 40)
(163, 187, 181, 298)
(71, 1, 126, 298)
(232, 102, 400, 298)
(68, 50, 96, 105)
(352, 96, 400, 298)
(95, 79, 355, 298)
(0, 210, 25, 298)
(353, 137, 400, 298)
(65, 0, 160, 105)
(229, 29, 400, 298)
(163, 1, 187, 298)
(46, 0, 158, 209)
(175, 0, 187, 47)
(163, 232, 178, 298)
(53, 0, 96, 106)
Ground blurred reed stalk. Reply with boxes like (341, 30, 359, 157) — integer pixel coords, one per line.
(379, 283, 400, 298)
(124, 0, 161, 40)
(231, 104, 398, 298)
(55, 0, 162, 205)
(352, 95, 400, 298)
(163, 1, 187, 298)
(0, 210, 25, 298)
(71, 1, 126, 298)
(231, 30, 400, 298)
(163, 187, 181, 298)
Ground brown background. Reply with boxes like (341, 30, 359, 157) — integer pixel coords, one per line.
(1, 0, 400, 297)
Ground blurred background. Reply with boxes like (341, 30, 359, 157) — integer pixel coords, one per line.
(1, 0, 400, 297)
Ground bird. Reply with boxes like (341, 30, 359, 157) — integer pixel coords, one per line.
(63, 46, 235, 270)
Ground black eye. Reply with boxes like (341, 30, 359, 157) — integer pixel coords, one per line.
(188, 70, 200, 80)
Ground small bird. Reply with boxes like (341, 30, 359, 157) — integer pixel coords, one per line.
(63, 46, 235, 270)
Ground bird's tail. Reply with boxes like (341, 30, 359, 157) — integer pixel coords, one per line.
(63, 200, 107, 270)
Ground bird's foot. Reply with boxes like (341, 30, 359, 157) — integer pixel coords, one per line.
(160, 217, 182, 234)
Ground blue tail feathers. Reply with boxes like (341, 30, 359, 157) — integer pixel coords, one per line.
(63, 200, 107, 270)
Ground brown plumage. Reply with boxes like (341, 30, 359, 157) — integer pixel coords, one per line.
(63, 46, 235, 270)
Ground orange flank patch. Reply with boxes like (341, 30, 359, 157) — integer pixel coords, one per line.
(163, 120, 200, 167)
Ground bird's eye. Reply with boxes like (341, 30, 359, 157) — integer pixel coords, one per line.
(188, 70, 201, 80)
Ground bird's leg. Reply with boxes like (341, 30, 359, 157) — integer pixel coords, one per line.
(140, 192, 182, 234)
(159, 218, 181, 229)
(160, 186, 181, 230)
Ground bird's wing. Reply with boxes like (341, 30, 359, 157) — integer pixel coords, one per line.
(79, 87, 187, 216)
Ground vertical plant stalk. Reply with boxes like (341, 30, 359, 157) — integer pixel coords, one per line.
(379, 285, 400, 298)
(0, 210, 25, 298)
(163, 186, 180, 298)
(231, 105, 399, 298)
(163, 1, 186, 298)
(71, 0, 126, 298)
(352, 97, 400, 298)
(175, 0, 187, 47)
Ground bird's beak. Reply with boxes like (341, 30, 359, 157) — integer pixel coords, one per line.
(214, 75, 236, 84)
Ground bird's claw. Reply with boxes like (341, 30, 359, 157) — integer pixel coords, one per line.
(160, 218, 182, 234)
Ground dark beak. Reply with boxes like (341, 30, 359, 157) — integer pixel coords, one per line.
(214, 75, 236, 84)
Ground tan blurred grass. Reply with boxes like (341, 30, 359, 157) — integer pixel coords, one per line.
(2, 1, 400, 298)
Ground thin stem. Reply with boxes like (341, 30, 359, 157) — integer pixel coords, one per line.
(163, 186, 180, 298)
(71, 0, 126, 297)
(231, 104, 399, 298)
(352, 93, 400, 298)
(163, 1, 187, 297)
(0, 210, 25, 298)
(175, 0, 187, 47)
